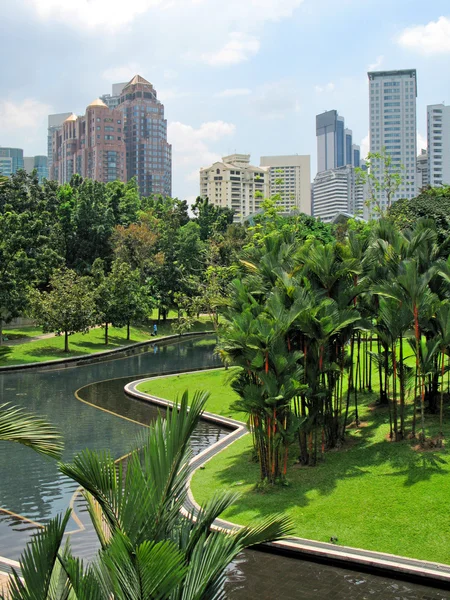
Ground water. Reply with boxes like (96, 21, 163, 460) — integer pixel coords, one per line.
(0, 336, 449, 598)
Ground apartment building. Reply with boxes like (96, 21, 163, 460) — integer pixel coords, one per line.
(427, 103, 450, 187)
(259, 155, 311, 214)
(50, 99, 126, 184)
(200, 154, 269, 221)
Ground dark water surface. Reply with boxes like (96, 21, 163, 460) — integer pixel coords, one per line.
(0, 336, 449, 599)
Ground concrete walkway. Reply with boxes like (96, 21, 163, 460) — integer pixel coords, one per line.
(2, 332, 56, 346)
(125, 373, 450, 588)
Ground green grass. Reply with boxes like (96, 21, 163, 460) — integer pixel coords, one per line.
(2, 326, 44, 340)
(136, 368, 245, 420)
(0, 319, 213, 366)
(140, 368, 450, 565)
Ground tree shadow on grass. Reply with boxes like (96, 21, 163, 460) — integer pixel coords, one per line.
(207, 418, 450, 521)
(0, 346, 13, 362)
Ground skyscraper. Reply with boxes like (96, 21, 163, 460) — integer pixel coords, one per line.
(117, 75, 172, 197)
(427, 103, 450, 188)
(259, 155, 311, 214)
(48, 113, 72, 171)
(0, 147, 24, 176)
(50, 99, 126, 185)
(316, 110, 345, 172)
(368, 69, 417, 205)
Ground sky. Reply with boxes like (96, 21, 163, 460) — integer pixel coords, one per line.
(1, 0, 450, 202)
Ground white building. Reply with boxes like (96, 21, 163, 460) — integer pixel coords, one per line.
(313, 166, 364, 223)
(417, 149, 428, 190)
(100, 82, 127, 110)
(368, 69, 417, 207)
(259, 155, 311, 214)
(427, 103, 450, 187)
(200, 154, 269, 222)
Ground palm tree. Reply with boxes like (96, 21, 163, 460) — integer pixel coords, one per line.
(0, 403, 63, 458)
(3, 392, 292, 600)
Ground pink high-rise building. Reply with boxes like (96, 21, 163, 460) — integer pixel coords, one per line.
(50, 98, 126, 184)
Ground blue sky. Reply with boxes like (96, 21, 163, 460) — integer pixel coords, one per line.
(1, 0, 449, 201)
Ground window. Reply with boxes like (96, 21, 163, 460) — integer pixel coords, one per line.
(105, 135, 115, 140)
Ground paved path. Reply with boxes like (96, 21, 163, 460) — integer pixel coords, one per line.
(2, 332, 56, 346)
(125, 373, 450, 588)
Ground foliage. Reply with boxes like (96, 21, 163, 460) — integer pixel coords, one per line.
(31, 268, 96, 352)
(356, 148, 404, 217)
(0, 402, 63, 458)
(2, 393, 292, 600)
(389, 186, 450, 244)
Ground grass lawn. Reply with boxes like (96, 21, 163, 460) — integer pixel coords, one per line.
(140, 367, 450, 565)
(0, 319, 213, 366)
(136, 368, 245, 420)
(2, 326, 44, 340)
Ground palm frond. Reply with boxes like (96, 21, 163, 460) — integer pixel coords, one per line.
(0, 403, 63, 459)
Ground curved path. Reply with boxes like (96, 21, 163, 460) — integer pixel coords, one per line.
(125, 372, 450, 589)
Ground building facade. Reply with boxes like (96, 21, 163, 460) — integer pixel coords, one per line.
(368, 69, 417, 206)
(117, 75, 172, 197)
(0, 147, 24, 176)
(200, 154, 269, 221)
(259, 155, 311, 214)
(50, 99, 126, 185)
(100, 82, 127, 110)
(24, 155, 48, 183)
(316, 110, 345, 172)
(416, 149, 428, 190)
(313, 166, 364, 222)
(427, 103, 450, 188)
(48, 113, 72, 172)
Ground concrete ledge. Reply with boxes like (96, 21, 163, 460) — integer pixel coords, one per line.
(125, 371, 450, 588)
(0, 331, 214, 373)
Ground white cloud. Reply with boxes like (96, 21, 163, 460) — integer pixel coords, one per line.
(163, 69, 178, 80)
(368, 55, 384, 71)
(168, 120, 235, 178)
(29, 0, 304, 32)
(215, 88, 252, 98)
(251, 80, 301, 119)
(360, 132, 369, 161)
(0, 98, 51, 131)
(102, 63, 142, 82)
(0, 98, 52, 156)
(397, 16, 450, 55)
(314, 82, 335, 93)
(28, 0, 164, 31)
(417, 132, 427, 154)
(201, 33, 260, 66)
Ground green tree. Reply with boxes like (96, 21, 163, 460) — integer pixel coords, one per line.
(31, 268, 95, 352)
(356, 148, 404, 217)
(106, 260, 149, 340)
(3, 393, 291, 600)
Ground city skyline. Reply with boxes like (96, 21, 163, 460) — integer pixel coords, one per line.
(1, 1, 449, 201)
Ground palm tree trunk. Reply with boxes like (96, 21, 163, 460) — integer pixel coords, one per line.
(105, 322, 109, 345)
(64, 330, 69, 353)
(440, 351, 445, 446)
(399, 334, 405, 439)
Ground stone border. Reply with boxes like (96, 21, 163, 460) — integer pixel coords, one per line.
(0, 331, 213, 373)
(125, 371, 450, 588)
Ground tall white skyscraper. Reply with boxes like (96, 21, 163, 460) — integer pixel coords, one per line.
(368, 69, 417, 206)
(427, 103, 450, 187)
(259, 155, 311, 214)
